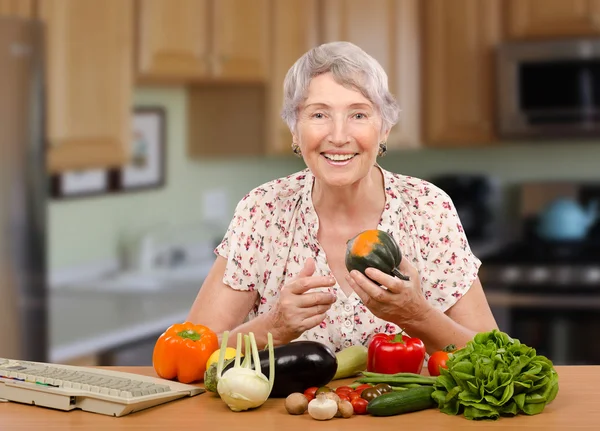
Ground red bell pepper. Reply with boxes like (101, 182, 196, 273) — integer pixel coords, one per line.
(367, 332, 426, 374)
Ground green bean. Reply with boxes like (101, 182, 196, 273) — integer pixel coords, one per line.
(354, 376, 436, 386)
(397, 383, 425, 388)
(360, 371, 435, 379)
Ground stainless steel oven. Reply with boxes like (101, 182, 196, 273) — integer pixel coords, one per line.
(497, 38, 600, 139)
(481, 240, 600, 365)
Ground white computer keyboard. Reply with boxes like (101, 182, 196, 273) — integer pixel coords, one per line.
(0, 357, 204, 417)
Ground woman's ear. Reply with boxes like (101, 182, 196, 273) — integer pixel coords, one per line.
(379, 129, 392, 142)
(380, 128, 391, 143)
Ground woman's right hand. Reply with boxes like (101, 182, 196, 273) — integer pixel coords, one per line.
(267, 257, 337, 344)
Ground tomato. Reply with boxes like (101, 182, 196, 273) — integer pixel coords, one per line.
(303, 386, 318, 400)
(335, 386, 353, 395)
(348, 391, 361, 401)
(360, 387, 381, 401)
(355, 384, 372, 391)
(353, 383, 373, 396)
(428, 351, 450, 376)
(351, 397, 369, 415)
(374, 383, 393, 394)
(338, 393, 350, 402)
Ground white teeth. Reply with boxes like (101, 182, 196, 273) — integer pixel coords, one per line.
(324, 153, 354, 161)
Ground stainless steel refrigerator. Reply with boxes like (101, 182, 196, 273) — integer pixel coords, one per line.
(0, 17, 47, 361)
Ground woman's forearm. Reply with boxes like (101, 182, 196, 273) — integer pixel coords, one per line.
(399, 308, 477, 354)
(217, 313, 276, 350)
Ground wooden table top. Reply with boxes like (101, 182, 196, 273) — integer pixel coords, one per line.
(0, 366, 596, 430)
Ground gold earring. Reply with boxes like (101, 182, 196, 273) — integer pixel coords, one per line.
(378, 141, 387, 157)
(292, 142, 302, 157)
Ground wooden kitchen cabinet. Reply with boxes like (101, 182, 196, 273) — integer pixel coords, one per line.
(136, 0, 211, 81)
(505, 0, 600, 39)
(0, 0, 36, 17)
(40, 0, 134, 173)
(422, 0, 503, 146)
(266, 0, 320, 155)
(212, 0, 270, 82)
(136, 0, 269, 83)
(321, 0, 422, 150)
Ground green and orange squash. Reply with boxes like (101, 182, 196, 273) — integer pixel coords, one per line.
(345, 229, 410, 281)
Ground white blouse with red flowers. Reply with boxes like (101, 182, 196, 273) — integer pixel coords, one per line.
(215, 166, 481, 353)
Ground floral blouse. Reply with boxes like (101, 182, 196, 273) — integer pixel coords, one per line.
(215, 166, 481, 353)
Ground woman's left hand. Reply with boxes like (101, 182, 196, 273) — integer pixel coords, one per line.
(346, 257, 431, 327)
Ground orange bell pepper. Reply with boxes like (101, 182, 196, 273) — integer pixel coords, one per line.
(152, 322, 219, 384)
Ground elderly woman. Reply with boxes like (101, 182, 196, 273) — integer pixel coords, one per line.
(187, 41, 498, 353)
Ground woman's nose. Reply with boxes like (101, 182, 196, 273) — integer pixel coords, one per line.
(328, 117, 349, 145)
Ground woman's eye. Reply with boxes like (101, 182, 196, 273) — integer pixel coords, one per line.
(312, 112, 325, 119)
(354, 113, 368, 119)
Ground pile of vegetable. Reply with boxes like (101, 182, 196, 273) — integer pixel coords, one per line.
(284, 330, 559, 421)
(153, 321, 558, 421)
(284, 374, 437, 420)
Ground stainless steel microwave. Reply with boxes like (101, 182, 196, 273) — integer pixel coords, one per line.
(497, 38, 600, 139)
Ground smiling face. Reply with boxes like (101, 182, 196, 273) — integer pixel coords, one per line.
(293, 72, 389, 188)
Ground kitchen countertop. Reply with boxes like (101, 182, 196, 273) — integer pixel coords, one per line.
(49, 262, 212, 363)
(49, 287, 199, 363)
(0, 366, 595, 429)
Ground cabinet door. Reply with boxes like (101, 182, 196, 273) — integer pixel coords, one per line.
(136, 0, 211, 82)
(0, 0, 36, 17)
(266, 0, 319, 155)
(40, 0, 133, 173)
(422, 0, 502, 146)
(212, 0, 270, 81)
(321, 0, 421, 149)
(506, 0, 600, 39)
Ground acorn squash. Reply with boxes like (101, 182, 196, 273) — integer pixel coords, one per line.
(345, 229, 410, 281)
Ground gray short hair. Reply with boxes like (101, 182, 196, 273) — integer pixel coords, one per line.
(281, 41, 400, 134)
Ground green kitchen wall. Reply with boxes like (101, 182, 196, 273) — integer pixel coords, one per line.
(49, 87, 600, 271)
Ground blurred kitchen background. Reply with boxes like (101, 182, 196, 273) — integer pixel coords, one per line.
(2, 0, 600, 367)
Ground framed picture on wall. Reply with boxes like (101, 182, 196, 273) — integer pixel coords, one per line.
(50, 169, 115, 199)
(117, 107, 167, 192)
(49, 106, 167, 199)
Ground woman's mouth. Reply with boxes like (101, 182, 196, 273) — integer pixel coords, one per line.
(322, 153, 356, 166)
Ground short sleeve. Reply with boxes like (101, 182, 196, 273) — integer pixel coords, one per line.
(214, 193, 265, 293)
(417, 186, 482, 312)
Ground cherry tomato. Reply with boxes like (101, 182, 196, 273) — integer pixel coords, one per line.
(361, 387, 381, 401)
(338, 393, 350, 402)
(353, 384, 373, 396)
(303, 387, 318, 399)
(348, 391, 361, 401)
(355, 384, 372, 391)
(428, 351, 450, 376)
(374, 383, 393, 394)
(351, 397, 369, 415)
(335, 386, 353, 395)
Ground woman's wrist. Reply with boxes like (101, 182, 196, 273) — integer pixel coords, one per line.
(222, 312, 281, 350)
(398, 307, 476, 354)
(392, 300, 435, 331)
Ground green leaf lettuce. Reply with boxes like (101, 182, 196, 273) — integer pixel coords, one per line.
(431, 330, 559, 420)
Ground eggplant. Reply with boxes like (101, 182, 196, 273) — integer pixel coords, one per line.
(222, 340, 338, 398)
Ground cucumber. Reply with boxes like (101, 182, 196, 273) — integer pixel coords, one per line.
(332, 345, 368, 380)
(366, 386, 435, 416)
